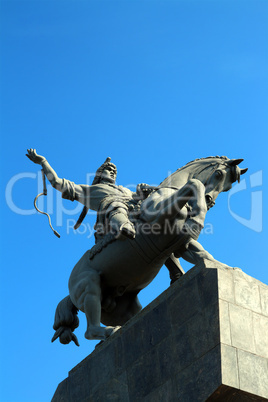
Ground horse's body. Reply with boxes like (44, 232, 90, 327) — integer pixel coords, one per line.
(52, 156, 247, 345)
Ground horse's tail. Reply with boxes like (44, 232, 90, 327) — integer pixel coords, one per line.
(51, 296, 80, 346)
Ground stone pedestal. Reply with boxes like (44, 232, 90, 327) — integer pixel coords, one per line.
(52, 261, 268, 401)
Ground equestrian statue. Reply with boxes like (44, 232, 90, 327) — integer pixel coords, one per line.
(26, 149, 247, 346)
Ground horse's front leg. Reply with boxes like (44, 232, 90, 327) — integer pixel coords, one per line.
(185, 179, 207, 225)
(141, 179, 207, 240)
(176, 239, 231, 268)
(182, 179, 208, 240)
(142, 179, 205, 222)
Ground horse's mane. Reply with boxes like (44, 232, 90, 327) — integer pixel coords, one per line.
(159, 156, 230, 187)
(176, 155, 229, 171)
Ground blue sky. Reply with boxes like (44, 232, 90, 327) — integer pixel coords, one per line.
(1, 1, 267, 401)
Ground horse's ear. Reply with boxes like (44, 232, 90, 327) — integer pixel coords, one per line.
(240, 168, 248, 175)
(229, 158, 244, 166)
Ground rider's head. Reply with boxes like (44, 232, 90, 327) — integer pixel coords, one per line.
(101, 164, 117, 184)
(92, 158, 117, 185)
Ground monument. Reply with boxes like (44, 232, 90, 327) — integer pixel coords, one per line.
(26, 150, 268, 400)
(52, 261, 268, 401)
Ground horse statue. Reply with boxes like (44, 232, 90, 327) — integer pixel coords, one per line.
(27, 152, 247, 345)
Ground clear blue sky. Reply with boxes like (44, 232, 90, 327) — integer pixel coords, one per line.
(1, 1, 267, 401)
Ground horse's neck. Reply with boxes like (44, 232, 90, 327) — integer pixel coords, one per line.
(159, 162, 217, 189)
(160, 169, 192, 189)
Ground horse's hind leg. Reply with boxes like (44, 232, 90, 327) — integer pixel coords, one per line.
(75, 270, 120, 341)
(101, 292, 142, 326)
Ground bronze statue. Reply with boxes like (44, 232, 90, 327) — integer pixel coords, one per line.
(26, 150, 247, 345)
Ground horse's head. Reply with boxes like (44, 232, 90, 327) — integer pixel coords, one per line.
(159, 156, 248, 210)
(194, 158, 248, 210)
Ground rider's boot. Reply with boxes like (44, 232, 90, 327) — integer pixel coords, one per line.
(119, 221, 136, 239)
(110, 213, 136, 240)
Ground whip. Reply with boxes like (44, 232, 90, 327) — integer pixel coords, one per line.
(34, 169, 60, 238)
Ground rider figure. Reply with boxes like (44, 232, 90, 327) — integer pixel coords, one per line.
(26, 149, 153, 240)
(91, 157, 154, 241)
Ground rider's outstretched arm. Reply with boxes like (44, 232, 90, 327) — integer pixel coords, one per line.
(41, 159, 64, 191)
(26, 148, 83, 196)
(26, 148, 117, 211)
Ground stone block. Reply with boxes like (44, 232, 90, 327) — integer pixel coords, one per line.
(208, 385, 267, 401)
(89, 372, 129, 402)
(143, 379, 177, 402)
(53, 380, 69, 402)
(238, 349, 268, 399)
(221, 344, 239, 389)
(127, 347, 161, 399)
(234, 273, 262, 314)
(229, 303, 255, 354)
(121, 301, 171, 369)
(170, 322, 195, 373)
(218, 268, 235, 304)
(253, 312, 268, 359)
(186, 303, 219, 360)
(219, 299, 231, 345)
(168, 274, 202, 330)
(176, 345, 222, 402)
(156, 336, 175, 383)
(52, 263, 268, 402)
(260, 285, 268, 317)
(197, 267, 219, 307)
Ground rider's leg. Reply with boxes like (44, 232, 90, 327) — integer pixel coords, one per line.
(109, 208, 136, 239)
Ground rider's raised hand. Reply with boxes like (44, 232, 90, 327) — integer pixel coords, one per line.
(26, 148, 46, 165)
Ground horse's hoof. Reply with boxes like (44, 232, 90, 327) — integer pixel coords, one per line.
(105, 326, 121, 338)
(111, 326, 121, 335)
